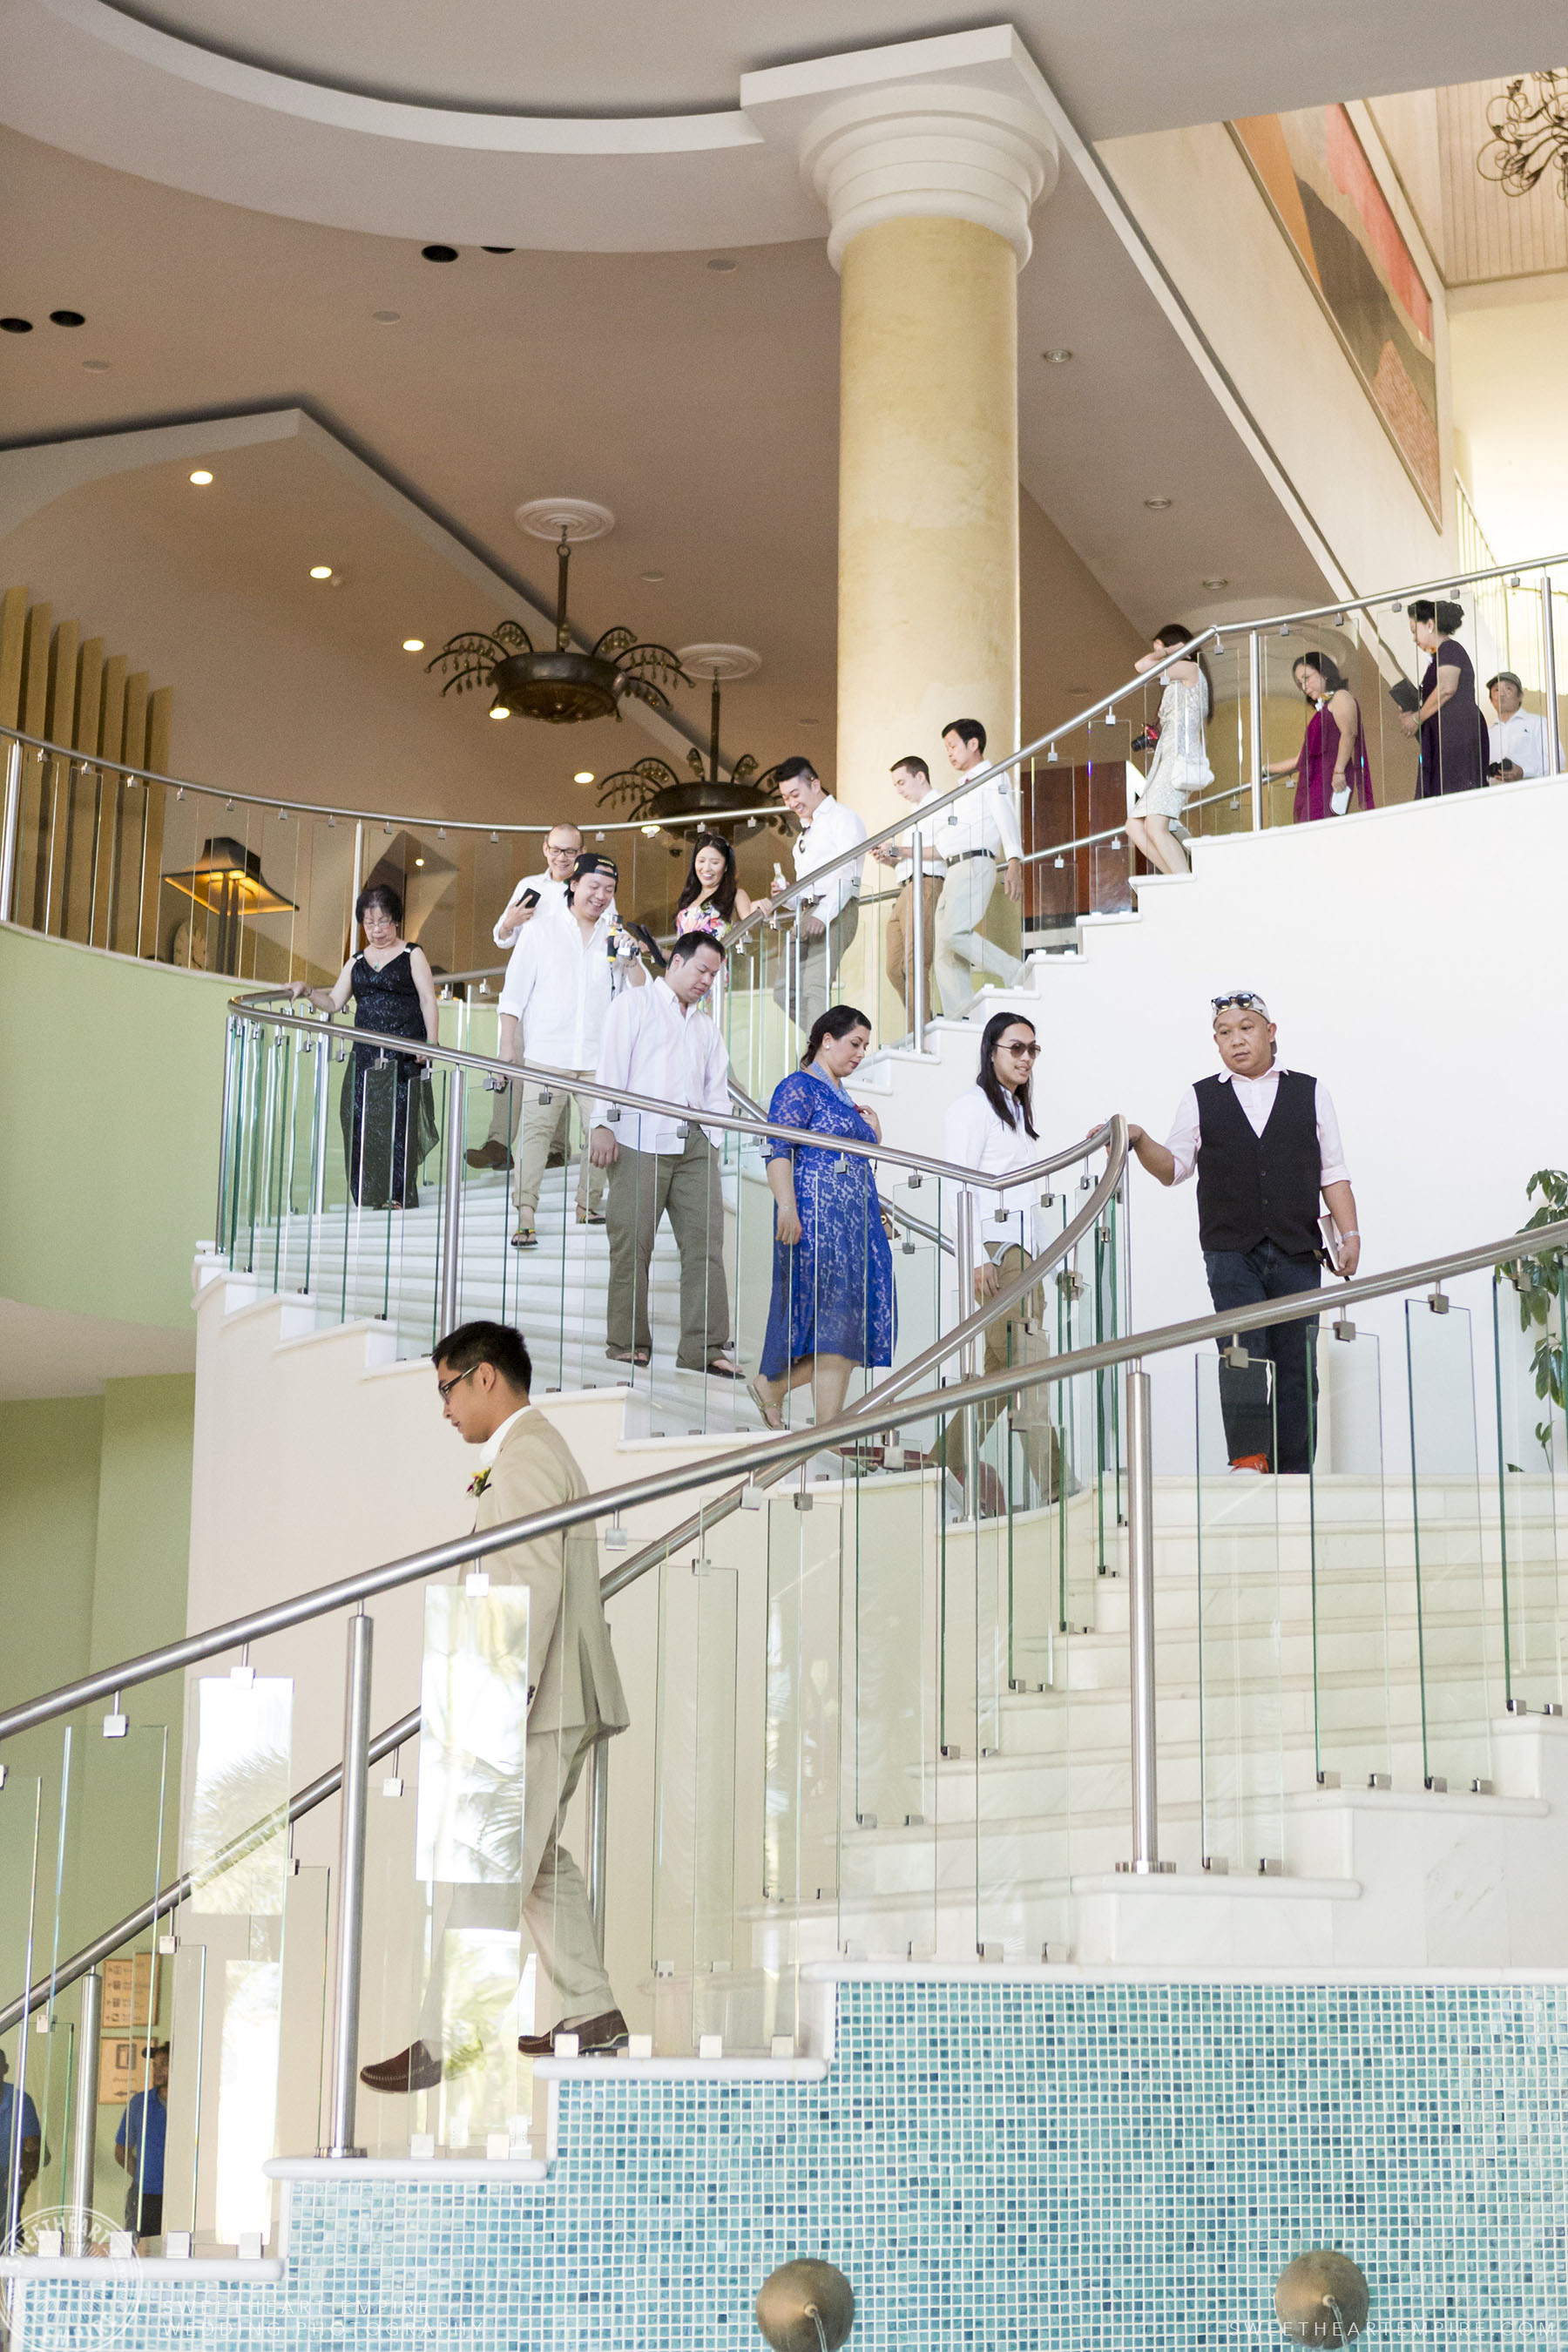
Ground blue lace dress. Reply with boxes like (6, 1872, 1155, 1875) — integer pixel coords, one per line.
(759, 1069, 895, 1377)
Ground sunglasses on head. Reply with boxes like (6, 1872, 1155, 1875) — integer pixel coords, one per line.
(1211, 992, 1268, 1016)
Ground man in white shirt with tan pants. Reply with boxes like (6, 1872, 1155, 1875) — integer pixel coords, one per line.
(769, 757, 867, 1036)
(932, 718, 1026, 1017)
(469, 821, 585, 1172)
(591, 932, 740, 1378)
(497, 851, 642, 1251)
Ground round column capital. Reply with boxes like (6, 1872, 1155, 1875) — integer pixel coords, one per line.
(801, 82, 1058, 270)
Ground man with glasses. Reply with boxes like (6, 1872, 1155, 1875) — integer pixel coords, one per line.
(1125, 992, 1361, 1475)
(1484, 672, 1548, 783)
(469, 823, 585, 1171)
(360, 1320, 630, 2092)
(769, 759, 867, 1036)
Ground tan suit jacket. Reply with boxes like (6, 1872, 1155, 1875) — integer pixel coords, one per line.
(471, 1408, 630, 1739)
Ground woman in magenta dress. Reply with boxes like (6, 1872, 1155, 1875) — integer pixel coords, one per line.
(1400, 599, 1489, 795)
(1268, 653, 1373, 822)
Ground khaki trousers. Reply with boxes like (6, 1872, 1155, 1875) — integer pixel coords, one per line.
(941, 1247, 1062, 1502)
(605, 1132, 729, 1369)
(417, 1722, 613, 2052)
(772, 900, 861, 1037)
(885, 875, 941, 1014)
(933, 855, 1023, 1017)
(510, 1075, 605, 1221)
(483, 1028, 524, 1149)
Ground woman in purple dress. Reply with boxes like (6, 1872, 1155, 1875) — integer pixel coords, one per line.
(1268, 653, 1374, 822)
(1400, 599, 1489, 796)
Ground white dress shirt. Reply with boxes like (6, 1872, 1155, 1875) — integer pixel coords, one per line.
(933, 767, 1024, 863)
(944, 1083, 1045, 1255)
(494, 868, 567, 950)
(887, 796, 950, 878)
(592, 977, 731, 1154)
(497, 904, 624, 1071)
(1164, 1065, 1350, 1188)
(792, 796, 868, 920)
(1487, 708, 1549, 780)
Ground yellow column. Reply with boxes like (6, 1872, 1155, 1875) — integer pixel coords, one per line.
(836, 213, 1021, 814)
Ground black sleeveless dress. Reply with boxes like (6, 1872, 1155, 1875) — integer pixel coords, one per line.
(339, 946, 437, 1207)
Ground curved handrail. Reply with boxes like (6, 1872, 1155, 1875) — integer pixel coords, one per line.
(0, 724, 777, 837)
(3, 1197, 1559, 1754)
(226, 988, 1102, 1200)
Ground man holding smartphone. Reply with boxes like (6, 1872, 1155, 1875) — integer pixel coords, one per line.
(469, 823, 585, 1171)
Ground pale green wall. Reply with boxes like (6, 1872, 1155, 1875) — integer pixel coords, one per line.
(0, 927, 233, 1331)
(0, 1375, 194, 2220)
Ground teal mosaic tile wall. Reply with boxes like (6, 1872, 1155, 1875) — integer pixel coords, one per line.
(13, 1977, 1567, 2349)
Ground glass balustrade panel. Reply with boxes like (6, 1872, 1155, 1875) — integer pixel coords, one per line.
(0, 1772, 45, 2251)
(1193, 1350, 1285, 1874)
(361, 1750, 438, 2159)
(1492, 1274, 1568, 1714)
(1307, 1324, 1395, 1789)
(1403, 1296, 1494, 1791)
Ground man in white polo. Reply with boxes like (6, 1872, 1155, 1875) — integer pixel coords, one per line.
(768, 757, 867, 1035)
(932, 718, 1025, 1017)
(469, 821, 584, 1172)
(1484, 672, 1549, 783)
(498, 852, 642, 1250)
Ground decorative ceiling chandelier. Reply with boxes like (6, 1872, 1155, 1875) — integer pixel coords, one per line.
(595, 645, 787, 834)
(429, 498, 687, 726)
(1477, 72, 1568, 204)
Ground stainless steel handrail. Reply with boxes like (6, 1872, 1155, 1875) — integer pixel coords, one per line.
(8, 1184, 1553, 1754)
(227, 989, 1102, 1200)
(0, 724, 778, 837)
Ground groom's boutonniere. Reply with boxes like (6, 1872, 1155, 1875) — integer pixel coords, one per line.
(468, 1467, 492, 1499)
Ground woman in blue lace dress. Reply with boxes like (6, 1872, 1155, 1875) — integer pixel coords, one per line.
(751, 1007, 895, 1431)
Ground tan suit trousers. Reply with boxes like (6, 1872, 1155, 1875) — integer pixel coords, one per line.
(417, 1722, 612, 2051)
(939, 1247, 1062, 1502)
(605, 1132, 729, 1369)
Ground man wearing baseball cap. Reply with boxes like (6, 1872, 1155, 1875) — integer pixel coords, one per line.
(1125, 991, 1361, 1474)
(1484, 672, 1549, 783)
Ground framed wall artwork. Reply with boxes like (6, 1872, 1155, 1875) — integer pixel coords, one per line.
(1230, 105, 1443, 525)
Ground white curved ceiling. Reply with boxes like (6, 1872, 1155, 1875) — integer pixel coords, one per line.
(4, 0, 1565, 248)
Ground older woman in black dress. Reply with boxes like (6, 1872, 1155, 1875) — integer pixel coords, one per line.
(291, 882, 440, 1207)
(1401, 599, 1489, 795)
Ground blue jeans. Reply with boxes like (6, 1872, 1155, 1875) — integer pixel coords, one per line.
(1203, 1241, 1321, 1473)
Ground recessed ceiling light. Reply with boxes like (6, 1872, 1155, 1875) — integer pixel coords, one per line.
(641, 823, 659, 835)
(81, 358, 111, 371)
(371, 309, 402, 324)
(1202, 577, 1229, 591)
(573, 770, 594, 784)
(402, 638, 425, 652)
(481, 247, 516, 255)
(706, 257, 739, 273)
(49, 310, 85, 328)
(1144, 496, 1173, 510)
(422, 244, 459, 263)
(489, 705, 510, 720)
(308, 564, 333, 579)
(189, 470, 213, 485)
(414, 856, 425, 868)
(640, 570, 666, 583)
(1, 318, 33, 335)
(1042, 348, 1073, 364)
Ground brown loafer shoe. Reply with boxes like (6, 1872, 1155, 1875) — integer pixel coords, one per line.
(360, 2038, 444, 2094)
(465, 1140, 512, 1172)
(517, 2007, 629, 2058)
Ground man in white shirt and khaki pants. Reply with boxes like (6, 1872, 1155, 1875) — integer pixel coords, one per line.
(497, 852, 641, 1250)
(591, 933, 740, 1377)
(770, 758, 868, 1037)
(1125, 990, 1361, 1475)
(870, 754, 945, 1028)
(470, 822, 585, 1172)
(933, 719, 1026, 1017)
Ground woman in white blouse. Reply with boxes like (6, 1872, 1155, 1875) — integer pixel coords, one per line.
(942, 1011, 1061, 1506)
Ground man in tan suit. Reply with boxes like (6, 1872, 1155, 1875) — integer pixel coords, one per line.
(361, 1320, 630, 2092)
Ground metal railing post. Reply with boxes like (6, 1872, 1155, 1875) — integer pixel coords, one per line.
(1247, 630, 1265, 834)
(1542, 570, 1563, 777)
(0, 737, 22, 923)
(1119, 1366, 1166, 1874)
(438, 1066, 465, 1339)
(909, 832, 927, 1052)
(214, 1020, 238, 1254)
(67, 1968, 103, 2252)
(586, 1734, 610, 1945)
(321, 1612, 373, 2159)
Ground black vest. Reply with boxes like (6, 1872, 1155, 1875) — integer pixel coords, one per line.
(1194, 1070, 1322, 1256)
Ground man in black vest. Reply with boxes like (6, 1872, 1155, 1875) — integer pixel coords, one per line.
(1125, 991, 1361, 1473)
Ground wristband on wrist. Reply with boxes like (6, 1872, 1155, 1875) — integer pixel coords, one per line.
(1340, 1230, 1360, 1240)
